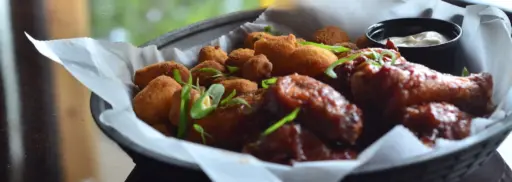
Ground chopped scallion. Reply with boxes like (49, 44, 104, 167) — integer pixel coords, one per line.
(462, 67, 469, 77)
(227, 66, 239, 74)
(262, 108, 300, 136)
(177, 85, 191, 138)
(224, 97, 251, 107)
(190, 84, 225, 119)
(299, 41, 351, 53)
(261, 77, 277, 89)
(193, 124, 212, 144)
(324, 53, 362, 78)
(220, 90, 237, 106)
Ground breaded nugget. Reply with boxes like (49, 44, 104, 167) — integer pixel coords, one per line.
(313, 26, 350, 45)
(254, 34, 297, 76)
(133, 76, 182, 125)
(151, 123, 174, 136)
(212, 76, 240, 84)
(245, 32, 275, 49)
(134, 61, 190, 89)
(241, 54, 273, 82)
(169, 88, 201, 126)
(226, 48, 255, 68)
(286, 45, 338, 77)
(190, 60, 226, 87)
(355, 35, 372, 49)
(219, 79, 258, 98)
(198, 46, 228, 64)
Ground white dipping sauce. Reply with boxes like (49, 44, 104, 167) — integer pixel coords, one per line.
(379, 31, 449, 47)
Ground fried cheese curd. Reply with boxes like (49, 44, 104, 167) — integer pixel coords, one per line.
(219, 78, 258, 98)
(254, 34, 298, 76)
(226, 48, 255, 68)
(190, 60, 226, 87)
(285, 45, 338, 77)
(241, 54, 273, 82)
(198, 46, 228, 64)
(313, 26, 350, 45)
(133, 75, 182, 125)
(134, 61, 190, 89)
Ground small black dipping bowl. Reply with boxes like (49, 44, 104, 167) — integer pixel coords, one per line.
(366, 18, 462, 74)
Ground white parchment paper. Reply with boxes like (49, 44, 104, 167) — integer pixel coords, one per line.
(27, 0, 512, 181)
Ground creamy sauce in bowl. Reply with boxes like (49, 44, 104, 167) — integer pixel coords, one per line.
(379, 31, 449, 47)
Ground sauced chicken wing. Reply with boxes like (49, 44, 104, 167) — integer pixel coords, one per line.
(403, 102, 472, 144)
(243, 125, 357, 165)
(188, 89, 268, 150)
(265, 74, 363, 144)
(321, 48, 405, 101)
(351, 61, 494, 118)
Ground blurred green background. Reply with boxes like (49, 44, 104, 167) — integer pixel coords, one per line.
(90, 0, 259, 45)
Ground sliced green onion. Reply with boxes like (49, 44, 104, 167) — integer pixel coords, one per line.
(262, 108, 300, 136)
(299, 41, 351, 53)
(193, 124, 212, 144)
(324, 53, 362, 78)
(261, 77, 278, 89)
(177, 85, 191, 138)
(190, 84, 225, 119)
(220, 90, 237, 106)
(198, 67, 224, 77)
(381, 50, 398, 65)
(369, 50, 384, 65)
(224, 97, 251, 107)
(227, 66, 239, 74)
(192, 124, 212, 144)
(264, 26, 272, 33)
(462, 67, 469, 77)
(173, 69, 183, 83)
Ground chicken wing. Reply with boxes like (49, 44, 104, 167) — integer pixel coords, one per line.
(351, 61, 493, 118)
(265, 74, 363, 144)
(403, 102, 472, 143)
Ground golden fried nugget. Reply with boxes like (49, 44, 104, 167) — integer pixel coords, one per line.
(313, 26, 350, 45)
(286, 45, 338, 77)
(133, 76, 182, 125)
(241, 54, 273, 82)
(244, 32, 275, 49)
(226, 48, 255, 68)
(190, 60, 226, 87)
(134, 61, 190, 89)
(219, 79, 258, 98)
(198, 46, 228, 64)
(254, 34, 297, 76)
(169, 88, 201, 126)
(356, 35, 372, 49)
(212, 76, 240, 84)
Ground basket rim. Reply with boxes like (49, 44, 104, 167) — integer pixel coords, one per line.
(90, 8, 512, 175)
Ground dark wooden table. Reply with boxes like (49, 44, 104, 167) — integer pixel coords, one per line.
(1, 0, 511, 182)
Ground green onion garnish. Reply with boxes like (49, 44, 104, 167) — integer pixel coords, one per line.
(220, 90, 237, 106)
(262, 108, 300, 136)
(190, 84, 225, 119)
(177, 84, 191, 139)
(173, 69, 183, 83)
(224, 98, 250, 107)
(380, 50, 398, 65)
(193, 124, 212, 144)
(197, 68, 224, 78)
(462, 67, 469, 77)
(261, 77, 277, 89)
(324, 53, 362, 78)
(299, 41, 351, 53)
(227, 66, 239, 74)
(264, 26, 272, 33)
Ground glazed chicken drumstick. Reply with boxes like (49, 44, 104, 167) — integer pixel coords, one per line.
(351, 61, 494, 119)
(264, 74, 363, 144)
(403, 102, 473, 146)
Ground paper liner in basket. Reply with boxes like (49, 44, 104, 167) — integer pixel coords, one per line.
(27, 0, 512, 181)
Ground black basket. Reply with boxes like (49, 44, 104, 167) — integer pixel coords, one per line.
(90, 8, 512, 182)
